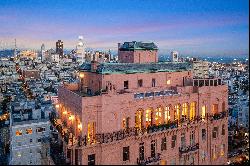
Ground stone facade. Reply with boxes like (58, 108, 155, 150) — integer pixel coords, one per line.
(54, 64, 228, 165)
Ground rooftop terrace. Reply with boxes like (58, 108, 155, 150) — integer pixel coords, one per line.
(119, 41, 158, 51)
(80, 62, 192, 74)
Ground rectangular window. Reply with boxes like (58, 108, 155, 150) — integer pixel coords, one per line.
(36, 127, 45, 133)
(202, 129, 206, 141)
(37, 138, 41, 143)
(165, 107, 170, 123)
(26, 128, 33, 134)
(171, 135, 177, 148)
(152, 78, 156, 87)
(139, 143, 144, 161)
(212, 104, 218, 114)
(212, 127, 218, 139)
(181, 133, 186, 148)
(87, 122, 96, 144)
(30, 139, 33, 143)
(190, 131, 195, 146)
(123, 146, 130, 161)
(201, 106, 206, 119)
(16, 130, 22, 136)
(88, 154, 95, 165)
(124, 81, 129, 89)
(161, 137, 167, 151)
(138, 79, 143, 87)
(222, 124, 225, 135)
(151, 140, 156, 158)
(167, 80, 171, 85)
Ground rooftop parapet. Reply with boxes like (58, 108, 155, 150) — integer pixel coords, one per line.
(79, 62, 192, 74)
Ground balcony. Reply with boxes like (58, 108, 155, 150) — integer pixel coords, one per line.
(137, 153, 161, 165)
(210, 111, 228, 121)
(179, 143, 199, 154)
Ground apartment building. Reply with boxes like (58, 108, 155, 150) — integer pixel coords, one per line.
(51, 41, 228, 165)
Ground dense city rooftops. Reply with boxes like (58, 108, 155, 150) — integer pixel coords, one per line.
(119, 41, 158, 51)
(80, 62, 192, 74)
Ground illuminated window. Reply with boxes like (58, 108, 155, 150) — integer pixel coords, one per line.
(212, 147, 217, 160)
(164, 106, 170, 123)
(16, 130, 22, 136)
(122, 118, 126, 129)
(155, 107, 162, 125)
(87, 122, 96, 144)
(222, 102, 225, 112)
(201, 105, 206, 119)
(145, 109, 152, 127)
(17, 152, 21, 157)
(212, 104, 218, 114)
(190, 102, 196, 120)
(174, 104, 180, 121)
(135, 110, 143, 129)
(220, 144, 225, 156)
(167, 80, 171, 85)
(26, 128, 32, 134)
(182, 103, 188, 119)
(125, 117, 130, 129)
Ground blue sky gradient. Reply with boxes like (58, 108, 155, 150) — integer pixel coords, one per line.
(0, 0, 249, 56)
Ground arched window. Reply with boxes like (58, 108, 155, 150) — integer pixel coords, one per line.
(145, 109, 152, 127)
(155, 106, 163, 125)
(135, 109, 143, 129)
(182, 103, 188, 119)
(190, 102, 196, 120)
(164, 106, 171, 123)
(174, 104, 181, 121)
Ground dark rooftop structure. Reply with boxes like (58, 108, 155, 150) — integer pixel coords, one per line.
(79, 62, 192, 74)
(119, 41, 158, 51)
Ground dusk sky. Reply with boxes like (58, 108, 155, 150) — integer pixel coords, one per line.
(0, 0, 249, 56)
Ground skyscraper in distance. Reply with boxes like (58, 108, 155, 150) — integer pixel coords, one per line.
(56, 40, 63, 58)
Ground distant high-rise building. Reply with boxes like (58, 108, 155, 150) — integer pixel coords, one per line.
(76, 36, 85, 64)
(41, 44, 45, 61)
(56, 40, 63, 58)
(171, 51, 178, 62)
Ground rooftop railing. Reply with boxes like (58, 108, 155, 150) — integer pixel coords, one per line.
(137, 153, 161, 165)
(50, 111, 228, 148)
(179, 143, 199, 154)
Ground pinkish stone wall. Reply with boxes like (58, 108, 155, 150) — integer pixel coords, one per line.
(79, 70, 192, 94)
(118, 50, 158, 63)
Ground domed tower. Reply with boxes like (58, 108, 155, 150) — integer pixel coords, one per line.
(76, 36, 85, 64)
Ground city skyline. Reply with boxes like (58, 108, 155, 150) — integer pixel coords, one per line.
(0, 0, 249, 56)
